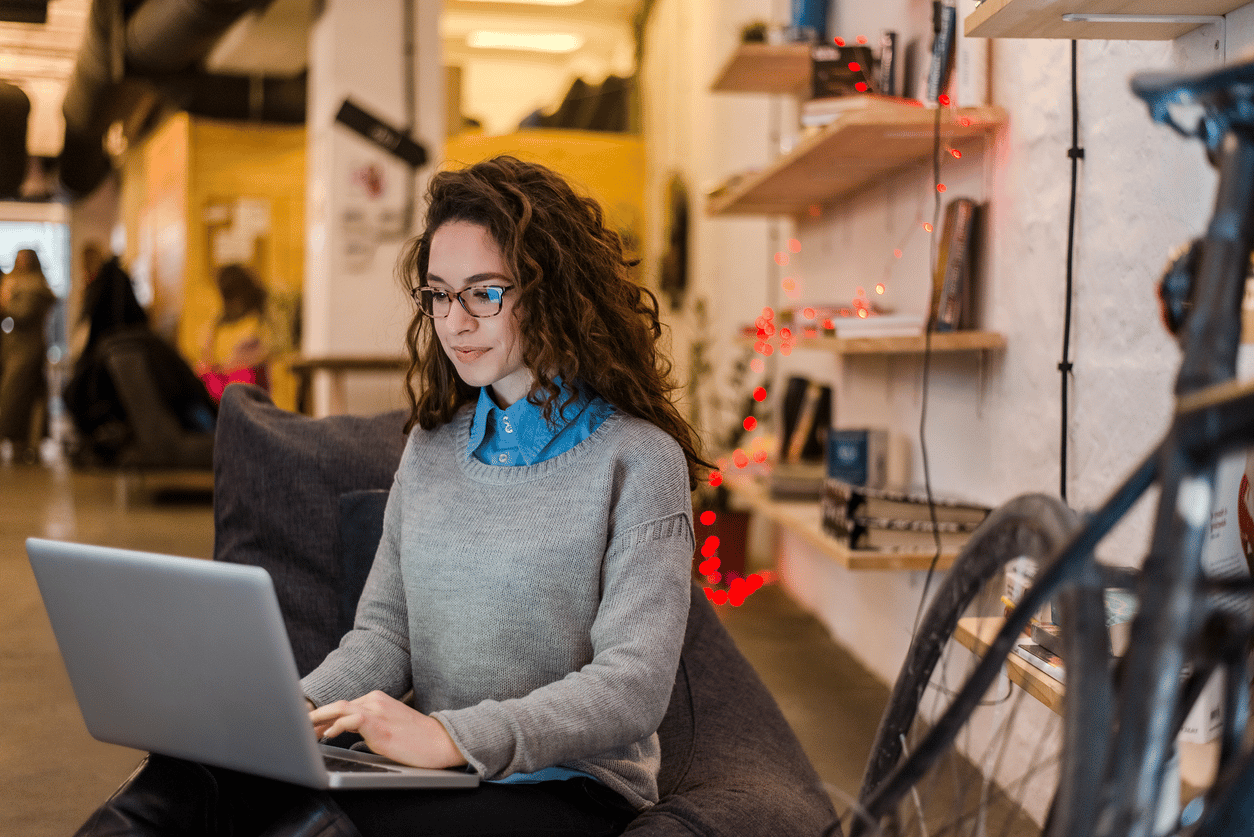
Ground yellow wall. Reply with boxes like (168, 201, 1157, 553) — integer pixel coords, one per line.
(443, 130, 645, 266)
(121, 116, 306, 411)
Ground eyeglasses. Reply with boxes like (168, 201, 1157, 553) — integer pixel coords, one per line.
(412, 285, 513, 318)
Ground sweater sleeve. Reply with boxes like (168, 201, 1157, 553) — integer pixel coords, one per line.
(300, 440, 416, 705)
(430, 435, 694, 779)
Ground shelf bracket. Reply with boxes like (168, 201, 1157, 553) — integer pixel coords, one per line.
(1061, 14, 1225, 26)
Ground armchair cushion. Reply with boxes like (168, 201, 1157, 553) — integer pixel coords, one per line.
(211, 384, 838, 836)
(212, 384, 407, 675)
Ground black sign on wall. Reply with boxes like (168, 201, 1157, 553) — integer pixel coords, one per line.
(334, 99, 427, 169)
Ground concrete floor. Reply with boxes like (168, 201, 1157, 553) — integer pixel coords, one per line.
(2, 458, 888, 837)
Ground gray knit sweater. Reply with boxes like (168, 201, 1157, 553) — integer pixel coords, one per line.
(301, 406, 694, 809)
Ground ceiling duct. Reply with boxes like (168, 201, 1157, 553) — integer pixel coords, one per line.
(60, 0, 285, 197)
(0, 80, 30, 197)
(0, 0, 47, 23)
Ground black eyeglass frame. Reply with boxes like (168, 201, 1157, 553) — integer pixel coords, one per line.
(411, 285, 514, 319)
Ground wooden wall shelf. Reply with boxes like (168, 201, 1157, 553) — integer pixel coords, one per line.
(711, 42, 811, 94)
(707, 100, 1006, 216)
(955, 617, 1064, 714)
(723, 474, 959, 571)
(804, 330, 1007, 355)
(965, 0, 1240, 40)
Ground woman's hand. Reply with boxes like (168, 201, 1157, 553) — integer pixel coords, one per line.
(309, 691, 467, 770)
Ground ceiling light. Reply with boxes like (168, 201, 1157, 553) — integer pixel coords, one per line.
(467, 31, 586, 52)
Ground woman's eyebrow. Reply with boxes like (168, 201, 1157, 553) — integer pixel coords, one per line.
(425, 272, 511, 289)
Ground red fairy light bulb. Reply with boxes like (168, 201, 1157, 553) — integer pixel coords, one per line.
(699, 510, 716, 526)
(708, 470, 723, 487)
(774, 252, 789, 266)
(857, 308, 869, 318)
(938, 94, 951, 106)
(787, 238, 801, 253)
(937, 183, 947, 193)
(743, 416, 758, 432)
(855, 82, 868, 93)
(750, 358, 765, 373)
(802, 307, 816, 319)
(856, 34, 868, 44)
(834, 36, 846, 46)
(875, 283, 886, 294)
(893, 248, 903, 258)
(698, 556, 720, 575)
(848, 62, 862, 73)
(753, 386, 767, 402)
(950, 148, 962, 159)
(752, 450, 767, 463)
(924, 222, 933, 233)
(781, 277, 796, 292)
(961, 117, 971, 127)
(700, 536, 721, 557)
(732, 449, 750, 469)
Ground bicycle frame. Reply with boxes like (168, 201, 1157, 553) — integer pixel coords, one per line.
(856, 68, 1254, 837)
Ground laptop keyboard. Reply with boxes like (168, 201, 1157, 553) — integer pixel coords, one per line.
(323, 754, 402, 774)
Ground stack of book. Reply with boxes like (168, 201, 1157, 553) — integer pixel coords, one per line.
(820, 478, 991, 552)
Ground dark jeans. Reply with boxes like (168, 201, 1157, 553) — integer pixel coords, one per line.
(333, 777, 637, 837)
(77, 755, 638, 837)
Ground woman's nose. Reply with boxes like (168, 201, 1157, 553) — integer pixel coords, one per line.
(446, 300, 476, 331)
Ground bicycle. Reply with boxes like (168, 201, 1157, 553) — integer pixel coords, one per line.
(822, 58, 1254, 837)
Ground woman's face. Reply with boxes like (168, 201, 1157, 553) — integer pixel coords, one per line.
(426, 221, 531, 407)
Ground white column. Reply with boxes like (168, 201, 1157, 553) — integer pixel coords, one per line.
(304, 0, 443, 415)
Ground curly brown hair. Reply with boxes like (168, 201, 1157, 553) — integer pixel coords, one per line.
(398, 155, 710, 488)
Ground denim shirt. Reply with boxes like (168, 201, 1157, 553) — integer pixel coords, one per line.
(469, 381, 614, 468)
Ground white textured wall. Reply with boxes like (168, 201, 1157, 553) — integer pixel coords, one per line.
(303, 0, 443, 415)
(644, 1, 1254, 691)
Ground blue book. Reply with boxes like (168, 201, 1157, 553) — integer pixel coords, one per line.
(827, 428, 888, 487)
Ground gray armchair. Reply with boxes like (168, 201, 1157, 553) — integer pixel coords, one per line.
(213, 383, 839, 836)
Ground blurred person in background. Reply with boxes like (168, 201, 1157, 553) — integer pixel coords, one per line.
(63, 256, 217, 467)
(197, 263, 274, 402)
(0, 248, 56, 463)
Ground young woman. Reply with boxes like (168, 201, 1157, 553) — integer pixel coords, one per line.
(75, 156, 708, 837)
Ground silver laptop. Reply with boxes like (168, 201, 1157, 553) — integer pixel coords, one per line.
(26, 537, 479, 791)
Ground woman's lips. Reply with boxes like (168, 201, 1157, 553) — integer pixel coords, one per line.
(453, 347, 488, 362)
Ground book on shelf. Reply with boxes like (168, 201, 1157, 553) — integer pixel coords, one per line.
(827, 428, 888, 488)
(799, 93, 879, 127)
(771, 376, 831, 501)
(828, 312, 926, 338)
(1105, 587, 1136, 657)
(822, 478, 991, 527)
(821, 511, 978, 552)
(810, 43, 876, 100)
(930, 197, 979, 332)
(878, 30, 898, 96)
(779, 377, 831, 464)
(769, 461, 827, 501)
(1012, 637, 1065, 684)
(925, 1, 957, 104)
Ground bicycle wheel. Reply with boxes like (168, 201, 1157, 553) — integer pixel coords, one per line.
(840, 493, 1097, 837)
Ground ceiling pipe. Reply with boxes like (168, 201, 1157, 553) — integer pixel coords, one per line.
(59, 0, 280, 197)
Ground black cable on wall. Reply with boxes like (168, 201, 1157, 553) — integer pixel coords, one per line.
(1060, 40, 1083, 503)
